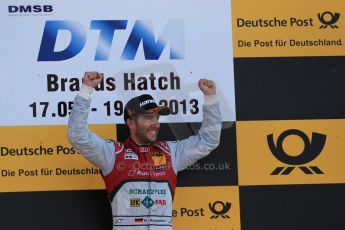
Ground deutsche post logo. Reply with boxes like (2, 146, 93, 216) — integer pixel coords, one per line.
(267, 129, 326, 175)
(318, 11, 340, 29)
(209, 201, 231, 219)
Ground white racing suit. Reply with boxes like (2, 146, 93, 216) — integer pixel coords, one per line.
(68, 88, 221, 230)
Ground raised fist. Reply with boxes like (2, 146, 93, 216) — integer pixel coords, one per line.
(83, 71, 103, 88)
(198, 79, 216, 95)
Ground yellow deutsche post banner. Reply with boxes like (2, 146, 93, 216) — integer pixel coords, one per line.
(232, 0, 345, 57)
(236, 119, 345, 186)
(173, 186, 240, 230)
(0, 125, 116, 192)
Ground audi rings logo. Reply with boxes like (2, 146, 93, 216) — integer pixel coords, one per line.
(267, 129, 326, 175)
(318, 11, 340, 29)
(209, 201, 231, 219)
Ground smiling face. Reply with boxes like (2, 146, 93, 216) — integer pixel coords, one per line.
(127, 112, 160, 145)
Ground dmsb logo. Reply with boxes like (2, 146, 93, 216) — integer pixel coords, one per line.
(37, 20, 185, 61)
(8, 5, 53, 13)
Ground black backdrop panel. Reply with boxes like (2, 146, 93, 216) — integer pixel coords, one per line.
(0, 190, 112, 230)
(239, 184, 345, 230)
(235, 56, 345, 121)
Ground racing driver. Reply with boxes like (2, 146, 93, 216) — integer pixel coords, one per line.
(68, 71, 221, 229)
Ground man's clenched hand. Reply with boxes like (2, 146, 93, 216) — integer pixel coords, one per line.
(198, 79, 216, 95)
(83, 71, 103, 88)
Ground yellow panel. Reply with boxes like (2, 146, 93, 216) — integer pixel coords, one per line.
(173, 186, 240, 230)
(0, 125, 116, 192)
(237, 120, 345, 186)
(232, 0, 345, 57)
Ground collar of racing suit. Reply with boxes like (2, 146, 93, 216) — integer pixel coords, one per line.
(125, 138, 154, 155)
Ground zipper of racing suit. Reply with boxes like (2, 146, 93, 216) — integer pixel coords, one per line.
(143, 149, 152, 230)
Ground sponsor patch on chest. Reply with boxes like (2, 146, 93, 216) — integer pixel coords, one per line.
(151, 152, 166, 166)
(124, 149, 138, 160)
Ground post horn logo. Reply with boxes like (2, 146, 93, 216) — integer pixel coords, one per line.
(209, 201, 231, 219)
(318, 11, 340, 29)
(267, 129, 326, 175)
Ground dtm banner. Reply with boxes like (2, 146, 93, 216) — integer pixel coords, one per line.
(0, 0, 233, 193)
(1, 0, 234, 126)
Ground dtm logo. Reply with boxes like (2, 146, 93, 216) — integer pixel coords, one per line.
(267, 129, 326, 175)
(318, 11, 340, 29)
(37, 20, 185, 61)
(8, 5, 53, 13)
